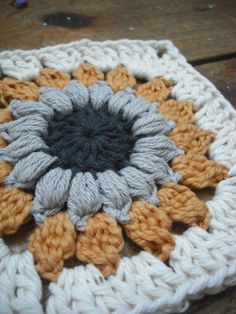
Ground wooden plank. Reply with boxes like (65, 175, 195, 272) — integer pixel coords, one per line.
(186, 286, 236, 314)
(0, 0, 236, 61)
(195, 58, 236, 108)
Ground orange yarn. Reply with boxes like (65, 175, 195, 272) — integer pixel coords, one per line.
(123, 201, 174, 261)
(169, 123, 215, 154)
(136, 77, 172, 103)
(0, 187, 33, 235)
(76, 212, 124, 277)
(0, 136, 7, 148)
(158, 99, 197, 123)
(158, 183, 210, 229)
(0, 77, 40, 106)
(73, 63, 104, 87)
(0, 161, 12, 184)
(172, 153, 228, 189)
(107, 65, 136, 92)
(29, 212, 76, 282)
(0, 108, 12, 124)
(36, 68, 71, 89)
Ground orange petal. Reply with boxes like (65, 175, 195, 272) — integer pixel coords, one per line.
(76, 212, 124, 277)
(0, 186, 33, 236)
(0, 108, 12, 124)
(158, 99, 197, 123)
(123, 201, 174, 261)
(169, 123, 215, 154)
(0, 161, 12, 184)
(29, 212, 76, 282)
(172, 153, 228, 189)
(107, 65, 136, 92)
(72, 64, 104, 87)
(136, 77, 172, 103)
(0, 77, 40, 106)
(158, 182, 210, 229)
(0, 136, 7, 148)
(36, 68, 71, 89)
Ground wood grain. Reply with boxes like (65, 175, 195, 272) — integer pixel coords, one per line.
(185, 286, 236, 314)
(196, 58, 236, 108)
(0, 0, 236, 62)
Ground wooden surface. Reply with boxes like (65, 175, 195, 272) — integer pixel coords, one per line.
(0, 0, 236, 62)
(0, 0, 236, 313)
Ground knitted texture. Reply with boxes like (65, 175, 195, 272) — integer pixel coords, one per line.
(73, 63, 104, 87)
(158, 99, 197, 123)
(0, 186, 32, 235)
(123, 201, 175, 261)
(0, 108, 12, 124)
(0, 39, 235, 314)
(136, 77, 172, 102)
(29, 212, 76, 281)
(36, 68, 70, 89)
(0, 77, 39, 106)
(76, 212, 124, 277)
(172, 153, 228, 189)
(107, 65, 136, 92)
(157, 183, 210, 229)
(169, 123, 215, 154)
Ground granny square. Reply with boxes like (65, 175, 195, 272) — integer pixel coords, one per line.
(0, 39, 235, 314)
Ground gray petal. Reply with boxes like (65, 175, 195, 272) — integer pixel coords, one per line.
(132, 112, 175, 136)
(133, 135, 183, 162)
(97, 170, 132, 223)
(68, 172, 101, 231)
(40, 88, 73, 114)
(8, 99, 54, 121)
(89, 82, 113, 110)
(32, 168, 72, 224)
(120, 166, 159, 204)
(5, 152, 57, 188)
(0, 115, 48, 142)
(122, 98, 158, 120)
(130, 152, 181, 185)
(0, 134, 48, 162)
(107, 89, 135, 115)
(64, 80, 89, 110)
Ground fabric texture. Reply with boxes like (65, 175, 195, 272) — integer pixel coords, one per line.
(0, 39, 235, 314)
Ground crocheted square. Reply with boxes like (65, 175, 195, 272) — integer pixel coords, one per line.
(0, 39, 235, 314)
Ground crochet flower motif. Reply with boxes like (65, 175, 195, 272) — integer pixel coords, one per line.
(0, 80, 182, 230)
(0, 64, 228, 281)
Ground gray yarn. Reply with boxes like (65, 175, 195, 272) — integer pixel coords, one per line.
(89, 82, 113, 110)
(107, 89, 135, 115)
(39, 88, 73, 114)
(130, 152, 181, 185)
(120, 166, 159, 205)
(97, 170, 132, 224)
(132, 112, 175, 136)
(122, 98, 158, 120)
(31, 167, 72, 224)
(0, 115, 48, 142)
(0, 134, 48, 162)
(5, 152, 57, 189)
(133, 135, 183, 162)
(8, 99, 54, 121)
(68, 172, 101, 231)
(64, 80, 89, 110)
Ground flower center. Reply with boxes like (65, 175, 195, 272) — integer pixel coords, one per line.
(43, 102, 138, 176)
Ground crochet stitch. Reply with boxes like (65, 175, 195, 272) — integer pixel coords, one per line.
(0, 39, 235, 314)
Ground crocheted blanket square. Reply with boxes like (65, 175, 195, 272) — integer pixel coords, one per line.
(0, 39, 235, 314)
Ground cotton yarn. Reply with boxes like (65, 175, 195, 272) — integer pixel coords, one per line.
(0, 39, 235, 314)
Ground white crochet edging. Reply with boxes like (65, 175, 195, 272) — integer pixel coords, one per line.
(0, 39, 236, 314)
(0, 239, 43, 314)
